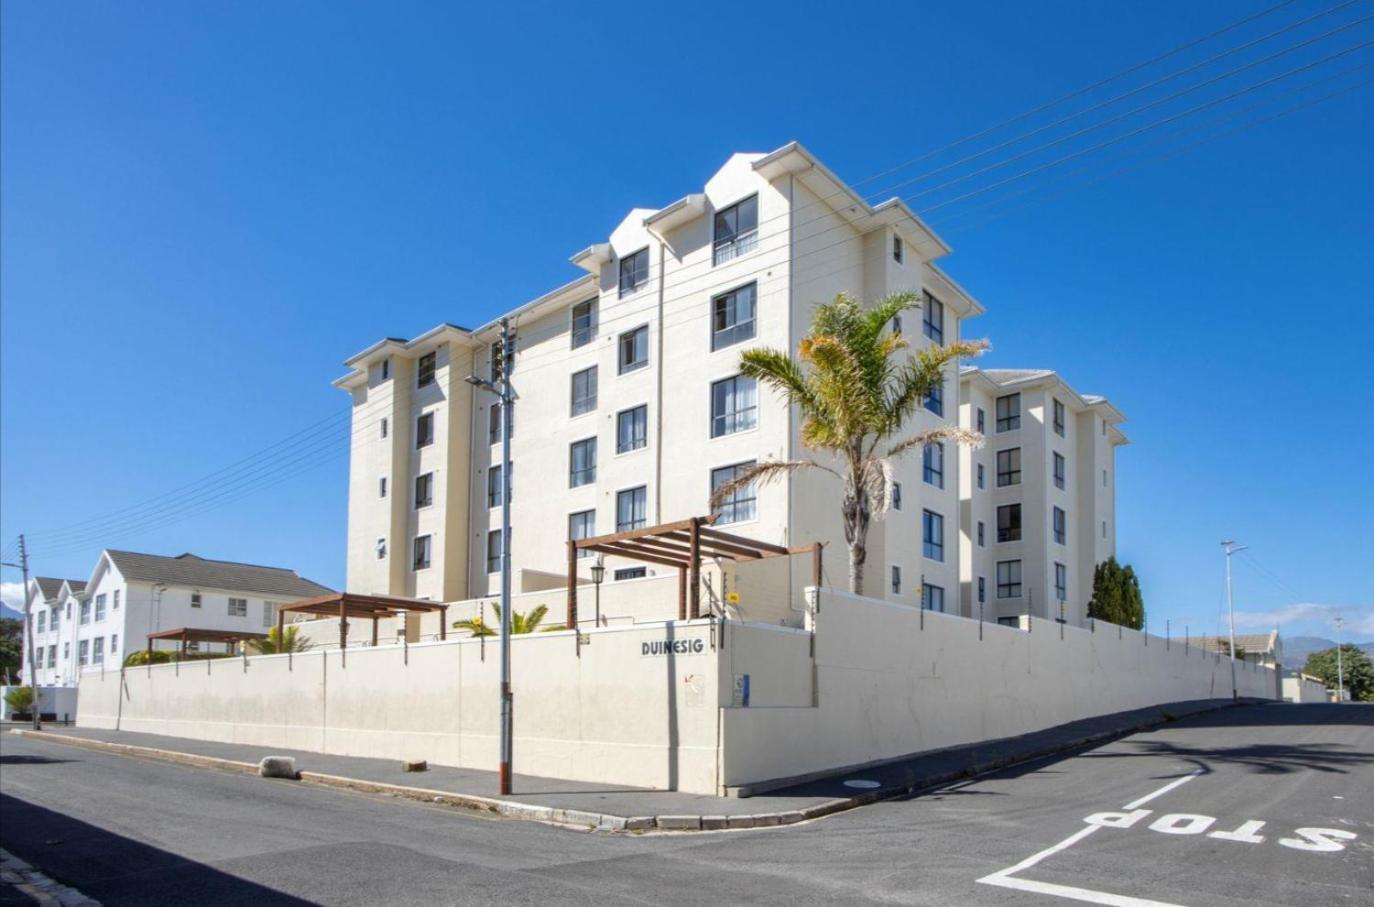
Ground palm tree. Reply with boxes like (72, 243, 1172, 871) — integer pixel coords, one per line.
(711, 291, 986, 595)
(247, 625, 314, 655)
(452, 603, 551, 636)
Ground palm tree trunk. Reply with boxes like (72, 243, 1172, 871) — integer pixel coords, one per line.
(848, 542, 865, 596)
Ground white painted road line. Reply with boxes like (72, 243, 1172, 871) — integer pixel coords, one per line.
(1121, 769, 1205, 810)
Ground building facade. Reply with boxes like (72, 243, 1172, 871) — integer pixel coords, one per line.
(959, 368, 1127, 627)
(337, 143, 984, 610)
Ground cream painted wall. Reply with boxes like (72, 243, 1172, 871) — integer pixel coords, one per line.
(1281, 674, 1328, 703)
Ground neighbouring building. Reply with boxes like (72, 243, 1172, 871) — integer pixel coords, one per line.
(959, 367, 1127, 627)
(1196, 630, 1283, 668)
(17, 577, 81, 686)
(22, 550, 333, 680)
(336, 142, 984, 611)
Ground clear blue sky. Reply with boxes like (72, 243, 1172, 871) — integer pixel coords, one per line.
(2, 1, 1370, 641)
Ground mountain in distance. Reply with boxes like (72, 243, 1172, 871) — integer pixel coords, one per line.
(1285, 635, 1374, 668)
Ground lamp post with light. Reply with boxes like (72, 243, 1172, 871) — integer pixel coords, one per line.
(590, 556, 605, 628)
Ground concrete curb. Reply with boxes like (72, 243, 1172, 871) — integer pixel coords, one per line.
(9, 702, 1243, 834)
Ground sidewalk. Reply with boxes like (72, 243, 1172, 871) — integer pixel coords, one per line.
(11, 698, 1249, 833)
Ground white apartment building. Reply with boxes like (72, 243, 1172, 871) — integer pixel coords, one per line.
(337, 142, 984, 611)
(958, 368, 1127, 627)
(21, 550, 333, 681)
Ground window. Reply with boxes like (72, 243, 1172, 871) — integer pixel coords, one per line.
(417, 351, 436, 388)
(997, 503, 1022, 543)
(376, 538, 387, 559)
(977, 521, 985, 547)
(619, 248, 649, 297)
(922, 510, 944, 561)
(976, 463, 985, 490)
(619, 325, 649, 373)
(614, 567, 647, 581)
(489, 341, 504, 383)
(923, 381, 944, 417)
(1055, 563, 1068, 602)
(997, 560, 1023, 598)
(996, 448, 1022, 486)
(569, 510, 596, 558)
(571, 299, 596, 349)
(381, 358, 390, 381)
(113, 590, 120, 610)
(37, 611, 45, 634)
(922, 584, 945, 612)
(487, 465, 505, 508)
(416, 412, 434, 448)
(415, 472, 433, 509)
(570, 366, 598, 416)
(891, 481, 902, 511)
(569, 438, 597, 487)
(486, 530, 502, 574)
(713, 194, 758, 265)
(92, 637, 104, 666)
(976, 407, 986, 434)
(922, 442, 944, 488)
(617, 405, 648, 453)
(1053, 452, 1066, 490)
(190, 592, 202, 609)
(380, 417, 389, 439)
(893, 234, 904, 264)
(1053, 398, 1066, 436)
(414, 534, 432, 571)
(488, 402, 511, 444)
(1053, 507, 1067, 545)
(78, 640, 89, 666)
(710, 375, 758, 437)
(922, 291, 944, 343)
(263, 602, 277, 629)
(80, 600, 91, 624)
(996, 393, 1021, 431)
(616, 486, 647, 532)
(711, 283, 757, 350)
(891, 565, 901, 594)
(50, 609, 59, 633)
(47, 645, 57, 668)
(95, 594, 107, 622)
(110, 634, 118, 653)
(977, 577, 986, 604)
(711, 462, 757, 525)
(228, 597, 248, 617)
(379, 476, 387, 498)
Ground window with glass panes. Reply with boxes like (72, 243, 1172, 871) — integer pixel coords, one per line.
(1053, 452, 1066, 490)
(617, 405, 648, 452)
(1053, 507, 1067, 544)
(417, 351, 436, 387)
(924, 381, 944, 417)
(619, 248, 649, 296)
(922, 510, 944, 561)
(413, 534, 432, 570)
(1053, 398, 1065, 436)
(487, 465, 505, 507)
(570, 366, 597, 416)
(1055, 562, 1068, 601)
(619, 325, 649, 373)
(710, 375, 757, 437)
(922, 291, 944, 343)
(486, 530, 502, 573)
(997, 503, 1022, 542)
(570, 299, 596, 348)
(922, 584, 945, 612)
(414, 472, 433, 508)
(616, 487, 647, 532)
(996, 393, 1021, 431)
(710, 462, 757, 524)
(569, 510, 595, 558)
(713, 195, 758, 265)
(711, 283, 757, 350)
(922, 442, 944, 488)
(996, 448, 1021, 486)
(997, 560, 1022, 598)
(569, 438, 597, 487)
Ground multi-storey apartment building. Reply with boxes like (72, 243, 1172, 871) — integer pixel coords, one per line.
(337, 142, 984, 611)
(958, 368, 1127, 627)
(20, 550, 332, 682)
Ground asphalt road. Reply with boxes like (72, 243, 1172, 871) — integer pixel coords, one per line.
(1, 703, 1370, 906)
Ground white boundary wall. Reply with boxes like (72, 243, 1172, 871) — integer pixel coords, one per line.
(1282, 673, 1328, 703)
(718, 589, 1277, 789)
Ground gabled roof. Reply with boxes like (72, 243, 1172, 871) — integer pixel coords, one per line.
(32, 577, 67, 602)
(978, 368, 1056, 385)
(961, 366, 1128, 433)
(57, 579, 87, 600)
(101, 550, 334, 599)
(1196, 631, 1281, 657)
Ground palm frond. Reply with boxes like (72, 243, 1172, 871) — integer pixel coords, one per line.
(707, 459, 832, 508)
(887, 425, 986, 460)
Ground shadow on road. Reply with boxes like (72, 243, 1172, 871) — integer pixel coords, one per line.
(0, 755, 76, 765)
(0, 793, 314, 906)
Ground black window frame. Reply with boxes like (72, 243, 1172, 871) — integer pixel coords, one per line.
(976, 407, 985, 434)
(997, 559, 1022, 599)
(997, 503, 1022, 543)
(1055, 562, 1068, 601)
(487, 464, 506, 508)
(1052, 398, 1066, 437)
(616, 404, 648, 453)
(619, 247, 650, 297)
(712, 194, 759, 265)
(417, 351, 436, 388)
(891, 481, 902, 511)
(618, 325, 649, 374)
(996, 393, 1021, 432)
(922, 441, 944, 488)
(710, 461, 757, 525)
(616, 486, 647, 532)
(891, 565, 901, 594)
(923, 380, 944, 417)
(1053, 506, 1067, 545)
(570, 299, 596, 349)
(486, 529, 502, 574)
(569, 510, 596, 559)
(892, 234, 904, 264)
(570, 366, 598, 417)
(922, 509, 944, 562)
(416, 412, 434, 449)
(922, 291, 944, 344)
(414, 472, 433, 509)
(569, 437, 597, 488)
(922, 583, 945, 613)
(977, 521, 985, 547)
(710, 374, 758, 438)
(1053, 451, 1066, 490)
(711, 282, 757, 351)
(996, 448, 1021, 487)
(413, 534, 432, 571)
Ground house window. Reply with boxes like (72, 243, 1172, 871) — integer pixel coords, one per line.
(619, 248, 650, 297)
(922, 510, 944, 562)
(996, 448, 1021, 486)
(892, 234, 904, 264)
(1053, 398, 1066, 436)
(977, 463, 985, 489)
(616, 486, 647, 532)
(619, 325, 649, 373)
(711, 284, 757, 350)
(376, 538, 387, 559)
(923, 381, 944, 417)
(414, 534, 433, 571)
(47, 645, 57, 668)
(488, 402, 511, 444)
(570, 366, 598, 416)
(37, 611, 45, 634)
(977, 521, 985, 547)
(976, 407, 985, 434)
(416, 412, 434, 448)
(891, 482, 902, 511)
(997, 503, 1022, 543)
(614, 567, 647, 581)
(617, 405, 648, 453)
(997, 560, 1022, 598)
(569, 510, 596, 558)
(1053, 452, 1066, 490)
(379, 476, 387, 498)
(922, 292, 944, 343)
(996, 393, 1021, 431)
(711, 462, 757, 525)
(50, 609, 59, 633)
(415, 472, 433, 509)
(95, 594, 107, 622)
(381, 358, 390, 381)
(922, 442, 944, 488)
(713, 194, 758, 265)
(92, 637, 104, 666)
(228, 597, 248, 618)
(487, 465, 505, 508)
(977, 577, 986, 604)
(489, 341, 505, 383)
(78, 640, 89, 666)
(380, 417, 389, 439)
(570, 438, 597, 487)
(263, 602, 277, 629)
(190, 592, 202, 609)
(80, 600, 91, 624)
(922, 584, 945, 613)
(710, 375, 758, 437)
(486, 530, 502, 574)
(571, 299, 596, 349)
(891, 565, 901, 594)
(113, 590, 120, 610)
(417, 351, 436, 388)
(1055, 563, 1068, 602)
(1054, 507, 1067, 545)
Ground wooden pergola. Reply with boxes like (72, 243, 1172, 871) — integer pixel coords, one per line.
(276, 592, 450, 650)
(146, 627, 268, 659)
(566, 515, 822, 627)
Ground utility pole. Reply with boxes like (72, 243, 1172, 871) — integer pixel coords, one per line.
(1334, 614, 1346, 703)
(467, 318, 515, 795)
(2, 535, 41, 730)
(1221, 540, 1247, 702)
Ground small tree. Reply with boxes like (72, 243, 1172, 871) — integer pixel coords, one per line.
(1304, 645, 1374, 701)
(3, 685, 35, 716)
(247, 625, 314, 655)
(453, 603, 552, 637)
(1087, 557, 1144, 629)
(0, 617, 21, 681)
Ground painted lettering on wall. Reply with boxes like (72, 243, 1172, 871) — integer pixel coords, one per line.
(642, 638, 706, 656)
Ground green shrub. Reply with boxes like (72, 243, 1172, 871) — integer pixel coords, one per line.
(4, 686, 35, 714)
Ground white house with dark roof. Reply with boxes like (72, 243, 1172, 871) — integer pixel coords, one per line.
(17, 576, 79, 686)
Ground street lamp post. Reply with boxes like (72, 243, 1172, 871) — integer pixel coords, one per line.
(2, 534, 40, 731)
(1334, 615, 1346, 703)
(1221, 540, 1247, 702)
(590, 556, 605, 628)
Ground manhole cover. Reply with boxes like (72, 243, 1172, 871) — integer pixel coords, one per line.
(843, 779, 881, 789)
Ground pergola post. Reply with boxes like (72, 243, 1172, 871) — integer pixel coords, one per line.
(180, 632, 187, 660)
(688, 517, 701, 619)
(812, 541, 823, 589)
(371, 616, 379, 647)
(440, 606, 448, 641)
(678, 567, 687, 621)
(277, 609, 285, 652)
(339, 599, 348, 651)
(566, 540, 578, 629)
